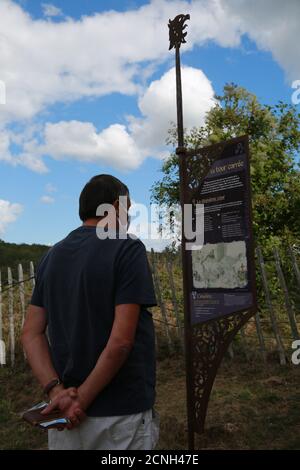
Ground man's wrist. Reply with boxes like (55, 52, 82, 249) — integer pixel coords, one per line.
(77, 386, 91, 411)
(48, 383, 64, 401)
(43, 378, 62, 396)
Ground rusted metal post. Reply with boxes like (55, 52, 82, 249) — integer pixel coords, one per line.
(168, 13, 195, 450)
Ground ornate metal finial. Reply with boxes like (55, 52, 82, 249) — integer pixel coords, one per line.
(168, 14, 190, 50)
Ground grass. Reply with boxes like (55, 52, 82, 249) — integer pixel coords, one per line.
(0, 354, 299, 450)
(156, 356, 300, 450)
(0, 361, 48, 450)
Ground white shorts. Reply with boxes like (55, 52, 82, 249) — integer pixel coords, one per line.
(48, 408, 160, 450)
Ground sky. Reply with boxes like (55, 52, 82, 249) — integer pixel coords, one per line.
(0, 0, 299, 250)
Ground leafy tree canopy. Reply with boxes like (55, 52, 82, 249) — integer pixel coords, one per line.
(0, 239, 49, 281)
(151, 84, 300, 247)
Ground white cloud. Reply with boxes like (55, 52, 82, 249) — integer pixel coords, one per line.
(45, 183, 57, 193)
(0, 129, 12, 164)
(128, 66, 216, 156)
(0, 128, 48, 173)
(0, 0, 297, 129)
(222, 0, 300, 82)
(0, 0, 298, 173)
(42, 3, 63, 18)
(40, 195, 55, 204)
(43, 121, 143, 171)
(0, 199, 23, 234)
(0, 0, 241, 127)
(17, 152, 49, 173)
(39, 66, 216, 170)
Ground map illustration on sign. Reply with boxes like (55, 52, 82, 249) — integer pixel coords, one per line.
(192, 241, 247, 289)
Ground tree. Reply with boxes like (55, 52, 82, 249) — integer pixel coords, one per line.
(151, 84, 300, 247)
(0, 239, 49, 281)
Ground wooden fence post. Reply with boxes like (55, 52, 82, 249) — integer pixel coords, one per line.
(254, 310, 267, 363)
(0, 269, 4, 366)
(228, 343, 234, 359)
(273, 248, 299, 340)
(18, 264, 26, 328)
(256, 247, 286, 365)
(7, 267, 15, 367)
(239, 326, 250, 361)
(150, 249, 172, 352)
(30, 261, 35, 289)
(0, 270, 2, 343)
(288, 246, 300, 290)
(166, 257, 183, 350)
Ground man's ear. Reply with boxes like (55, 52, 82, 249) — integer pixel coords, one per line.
(113, 199, 119, 215)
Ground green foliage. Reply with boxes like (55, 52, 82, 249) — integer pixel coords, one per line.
(0, 239, 49, 280)
(151, 83, 300, 248)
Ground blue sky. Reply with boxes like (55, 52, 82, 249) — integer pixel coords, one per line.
(0, 0, 299, 248)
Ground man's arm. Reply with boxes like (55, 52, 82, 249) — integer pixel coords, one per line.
(21, 305, 64, 398)
(44, 303, 140, 414)
(21, 305, 86, 428)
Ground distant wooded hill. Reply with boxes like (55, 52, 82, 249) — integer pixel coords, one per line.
(0, 239, 49, 274)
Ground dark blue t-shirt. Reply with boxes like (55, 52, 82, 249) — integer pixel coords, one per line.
(30, 226, 157, 417)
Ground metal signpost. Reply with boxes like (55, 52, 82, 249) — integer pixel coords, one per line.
(168, 15, 258, 449)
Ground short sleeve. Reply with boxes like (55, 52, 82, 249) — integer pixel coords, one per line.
(30, 250, 50, 307)
(30, 280, 44, 307)
(115, 239, 157, 308)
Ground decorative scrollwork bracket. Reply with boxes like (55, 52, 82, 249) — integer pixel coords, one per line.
(168, 14, 190, 50)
